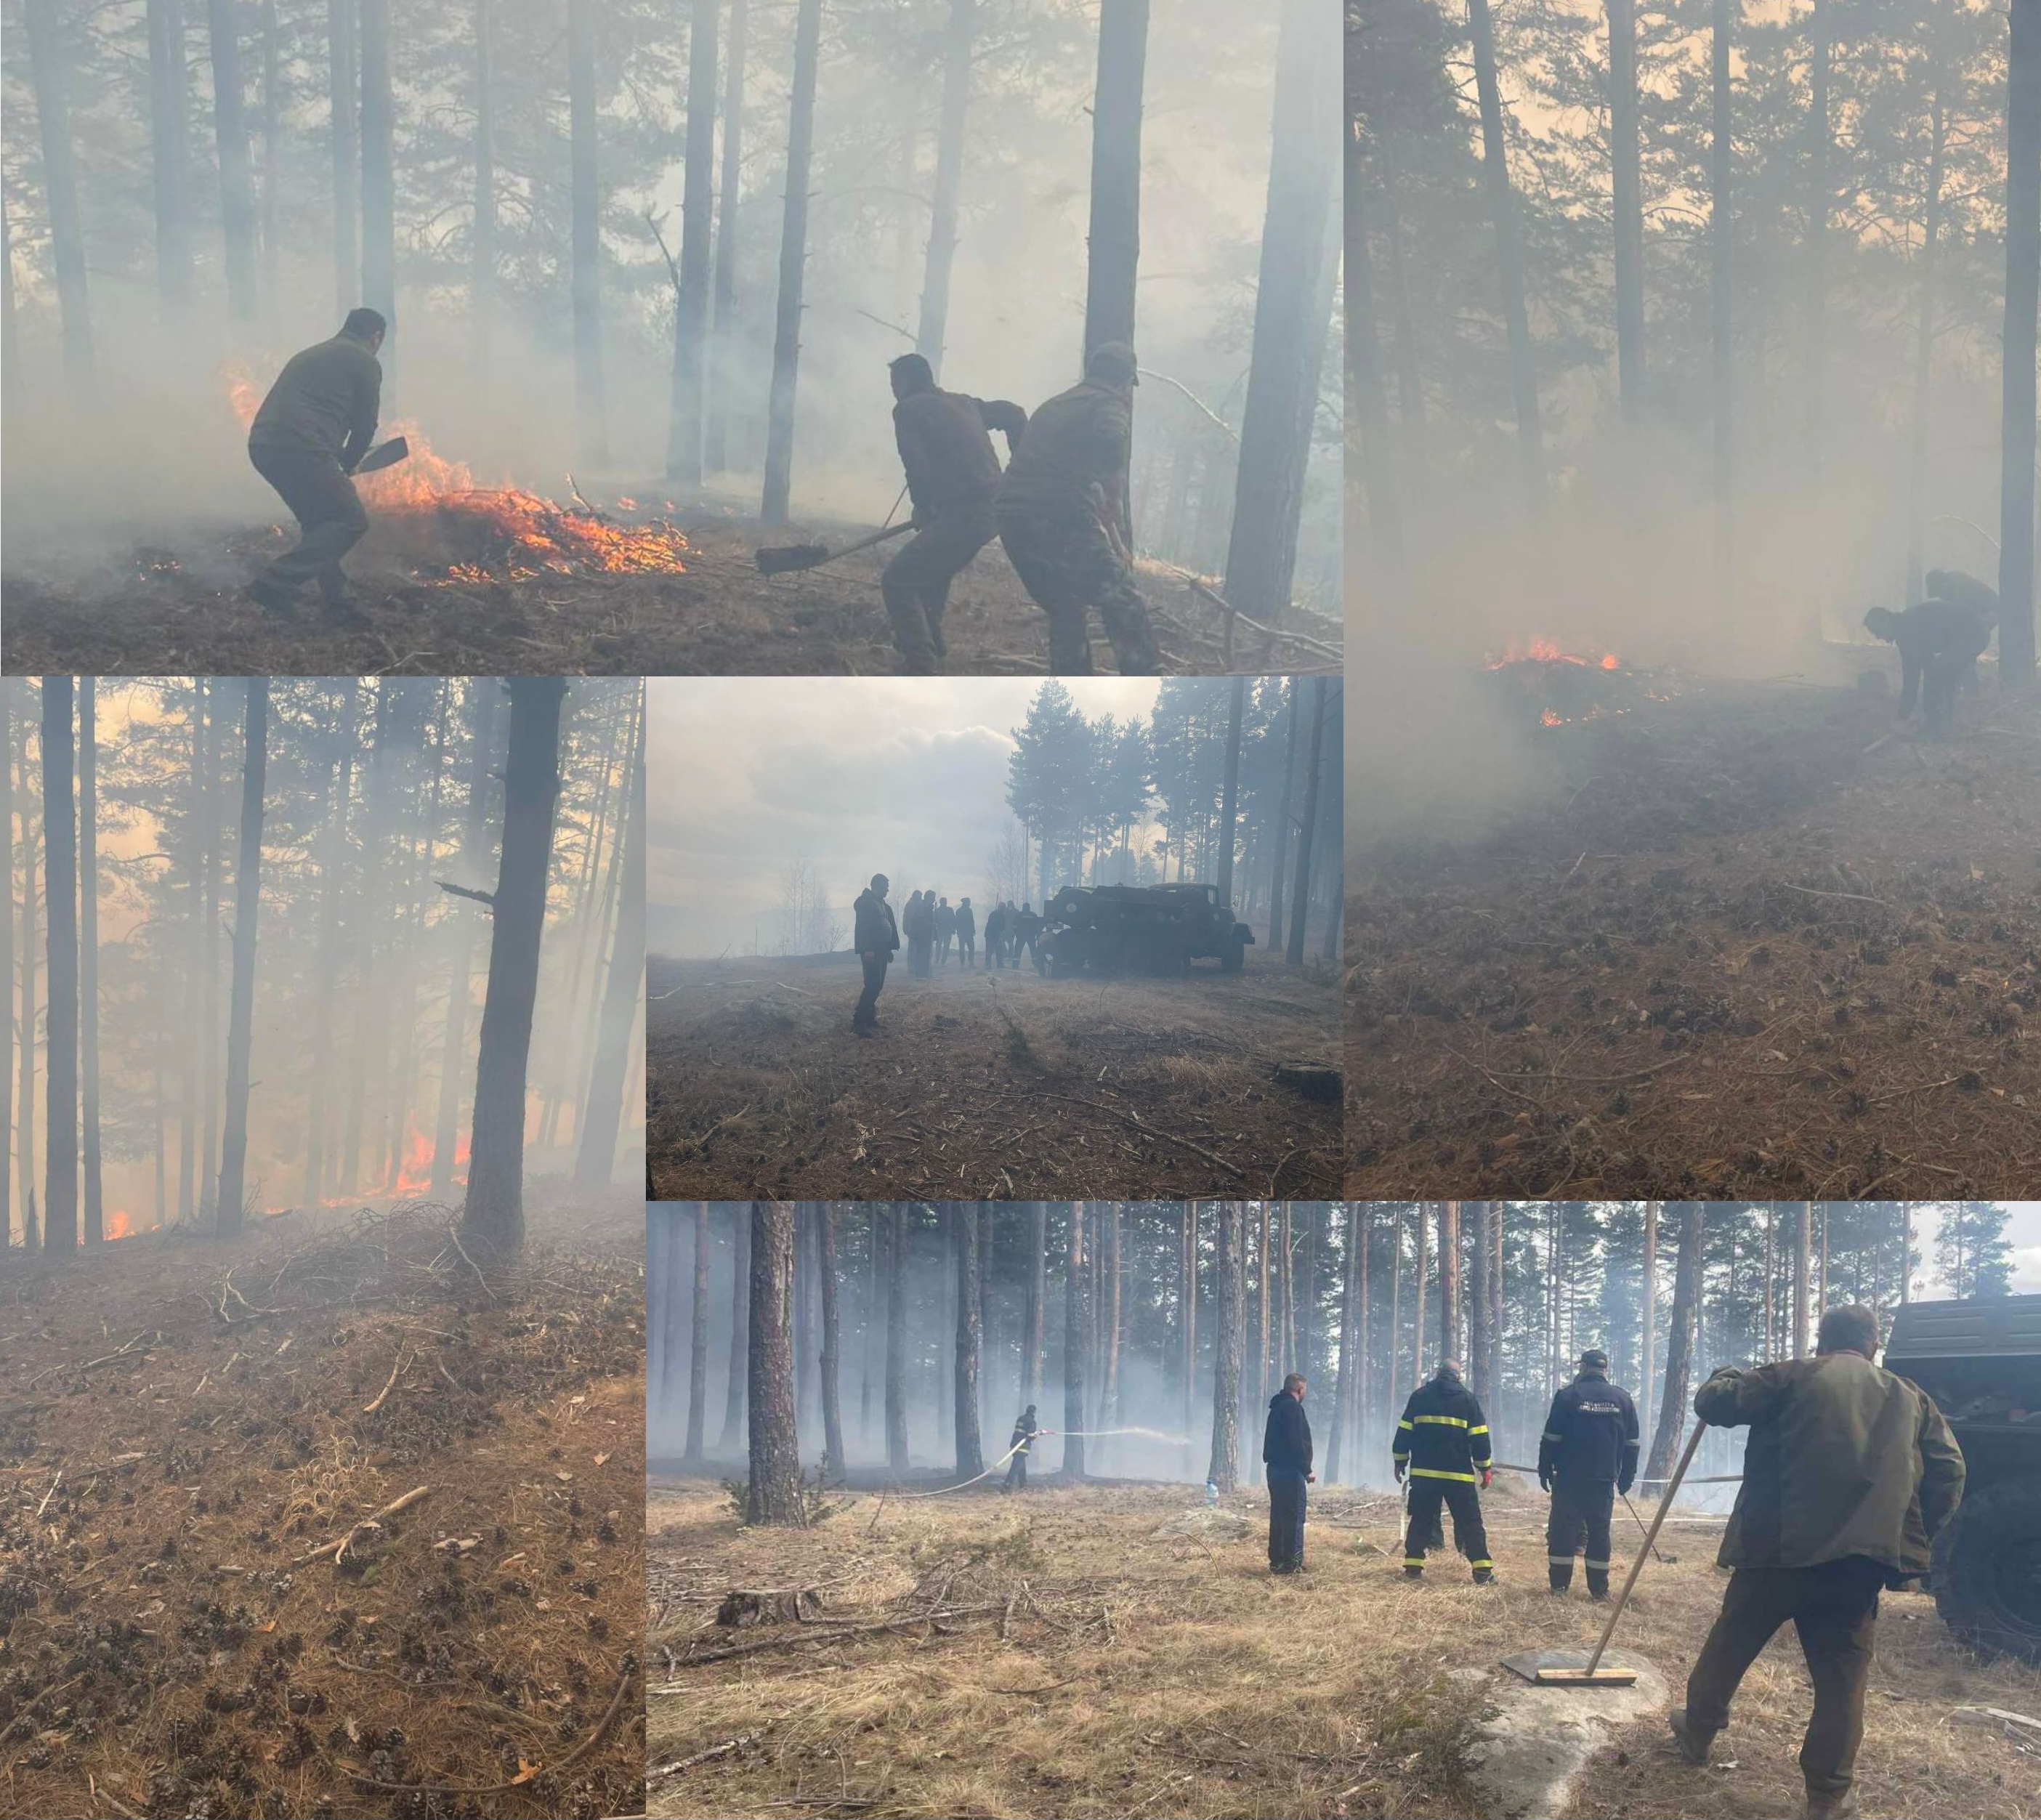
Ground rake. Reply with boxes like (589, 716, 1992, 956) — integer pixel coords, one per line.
(1500, 1418, 1708, 1688)
(755, 519, 914, 576)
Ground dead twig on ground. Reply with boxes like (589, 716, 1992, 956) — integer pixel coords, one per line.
(295, 1484, 432, 1564)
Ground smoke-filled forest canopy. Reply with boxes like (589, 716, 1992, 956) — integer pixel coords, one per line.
(1, 674, 645, 1252)
(647, 675, 1343, 958)
(651, 1200, 2029, 1502)
(1, 0, 1344, 676)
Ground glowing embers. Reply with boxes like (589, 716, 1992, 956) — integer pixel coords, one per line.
(1486, 636, 1622, 672)
(1484, 639, 1660, 729)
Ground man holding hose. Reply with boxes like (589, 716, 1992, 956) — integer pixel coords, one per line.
(1670, 1303, 1965, 1820)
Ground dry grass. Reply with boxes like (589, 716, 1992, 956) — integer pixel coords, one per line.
(645, 950, 1342, 1200)
(1347, 677, 2041, 1197)
(648, 1473, 2041, 1820)
(0, 1194, 646, 1819)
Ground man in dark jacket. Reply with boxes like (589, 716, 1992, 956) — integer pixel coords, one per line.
(1862, 600, 1992, 734)
(882, 354, 1027, 674)
(1538, 1348, 1641, 1599)
(955, 897, 977, 968)
(996, 341, 1161, 676)
(934, 897, 956, 965)
(1015, 902, 1043, 970)
(246, 307, 386, 620)
(851, 874, 900, 1036)
(904, 890, 934, 978)
(984, 902, 1010, 968)
(1003, 1404, 1054, 1493)
(1394, 1359, 1495, 1584)
(1262, 1373, 1314, 1574)
(1670, 1304, 1965, 1820)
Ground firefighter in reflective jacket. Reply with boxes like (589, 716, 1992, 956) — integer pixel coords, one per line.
(1393, 1360, 1495, 1584)
(1537, 1348, 1641, 1600)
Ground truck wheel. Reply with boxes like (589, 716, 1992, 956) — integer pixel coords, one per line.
(1931, 1477, 2041, 1665)
(1220, 938, 1245, 974)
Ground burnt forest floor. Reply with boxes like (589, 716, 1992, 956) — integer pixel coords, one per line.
(647, 1473, 2040, 1820)
(645, 948, 1341, 1200)
(0, 509, 1341, 679)
(1347, 675, 2041, 1197)
(0, 1192, 645, 1820)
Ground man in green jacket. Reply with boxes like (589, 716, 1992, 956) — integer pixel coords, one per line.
(1670, 1303, 1965, 1820)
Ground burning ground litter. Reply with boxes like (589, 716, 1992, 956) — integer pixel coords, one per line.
(0, 1196, 644, 1820)
(647, 1474, 2041, 1820)
(1348, 674, 2041, 1197)
(645, 951, 1341, 1200)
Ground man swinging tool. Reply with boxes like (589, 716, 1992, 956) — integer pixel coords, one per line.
(1538, 1348, 1640, 1601)
(246, 307, 387, 623)
(1393, 1359, 1496, 1585)
(1670, 1304, 1965, 1820)
(882, 354, 1026, 675)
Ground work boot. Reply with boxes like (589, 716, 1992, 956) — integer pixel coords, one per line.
(1549, 1566, 1573, 1595)
(1472, 1567, 1495, 1585)
(248, 575, 300, 615)
(1803, 1792, 1859, 1820)
(1402, 1565, 1423, 1582)
(1668, 1707, 1715, 1767)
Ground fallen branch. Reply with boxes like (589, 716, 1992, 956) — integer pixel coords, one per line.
(296, 1484, 431, 1564)
(677, 1602, 1011, 1666)
(1032, 1093, 1245, 1178)
(1780, 881, 1890, 907)
(652, 1733, 759, 1776)
(361, 1346, 410, 1415)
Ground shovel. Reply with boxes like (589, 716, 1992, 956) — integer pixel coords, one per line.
(1500, 1418, 1708, 1689)
(352, 436, 410, 476)
(755, 519, 914, 576)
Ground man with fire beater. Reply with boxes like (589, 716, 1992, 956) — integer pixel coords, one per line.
(1393, 1359, 1496, 1585)
(1537, 1348, 1641, 1600)
(246, 307, 386, 623)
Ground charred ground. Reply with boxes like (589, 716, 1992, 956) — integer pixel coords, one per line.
(647, 1474, 2038, 1820)
(0, 508, 1341, 680)
(1348, 675, 2041, 1197)
(646, 950, 1341, 1200)
(0, 1194, 644, 1820)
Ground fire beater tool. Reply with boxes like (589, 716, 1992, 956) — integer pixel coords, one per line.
(755, 519, 915, 576)
(1499, 1418, 1709, 1689)
(351, 436, 410, 476)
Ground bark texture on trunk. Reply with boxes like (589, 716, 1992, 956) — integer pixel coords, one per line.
(2005, 0, 2041, 687)
(746, 1201, 805, 1524)
(915, 0, 976, 375)
(25, 0, 95, 382)
(78, 677, 101, 1245)
(1643, 1204, 1705, 1481)
(214, 679, 267, 1236)
(573, 699, 644, 1187)
(1063, 1202, 1087, 1479)
(761, 0, 823, 523)
(1206, 1202, 1242, 1491)
(818, 1203, 844, 1477)
(953, 1202, 982, 1476)
(667, 0, 719, 481)
(360, 0, 395, 368)
(568, 0, 608, 464)
(41, 678, 78, 1254)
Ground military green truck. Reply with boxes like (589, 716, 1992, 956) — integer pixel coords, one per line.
(1040, 883, 1255, 977)
(1883, 1293, 2041, 1664)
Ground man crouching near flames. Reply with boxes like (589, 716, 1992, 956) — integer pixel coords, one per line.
(245, 307, 386, 624)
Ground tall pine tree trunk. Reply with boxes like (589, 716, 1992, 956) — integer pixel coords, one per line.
(746, 1202, 804, 1524)
(761, 0, 823, 522)
(721, 1210, 750, 1448)
(461, 679, 567, 1255)
(1179, 1202, 1197, 1479)
(1438, 1201, 1461, 1366)
(360, 0, 395, 368)
(303, 683, 358, 1209)
(1348, 136, 1405, 607)
(1640, 1199, 1658, 1417)
(568, 0, 607, 464)
(0, 682, 11, 1249)
(208, 0, 258, 322)
(41, 679, 78, 1255)
(25, 0, 94, 385)
(1466, 0, 1544, 514)
(330, 0, 357, 312)
(884, 1203, 909, 1472)
(574, 702, 644, 1186)
(1710, 0, 1734, 604)
(1327, 1201, 1359, 1484)
(684, 1204, 711, 1462)
(1064, 1202, 1088, 1479)
(261, 0, 280, 307)
(1467, 1200, 1490, 1404)
(1905, 92, 1947, 604)
(1224, 0, 1337, 620)
(1607, 0, 1644, 416)
(1285, 676, 1326, 964)
(471, 0, 494, 360)
(1206, 1202, 1241, 1490)
(667, 0, 719, 481)
(78, 678, 100, 1245)
(954, 1203, 982, 1476)
(818, 1204, 844, 1477)
(1643, 1204, 1705, 1481)
(432, 682, 496, 1198)
(1793, 1201, 1811, 1356)
(2005, 0, 2041, 687)
(1804, 0, 1829, 474)
(214, 679, 267, 1236)
(149, 0, 192, 308)
(1083, 0, 1147, 543)
(1216, 676, 1242, 903)
(706, 0, 748, 472)
(915, 0, 975, 373)
(1025, 1202, 1047, 1402)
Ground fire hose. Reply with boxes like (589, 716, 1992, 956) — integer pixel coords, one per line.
(873, 1428, 1194, 1504)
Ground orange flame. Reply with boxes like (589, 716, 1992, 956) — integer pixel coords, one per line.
(1487, 638, 1622, 671)
(106, 1208, 134, 1240)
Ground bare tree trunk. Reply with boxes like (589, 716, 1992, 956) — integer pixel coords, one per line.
(1710, 0, 1734, 606)
(667, 0, 719, 481)
(1265, 679, 1298, 947)
(761, 0, 823, 523)
(1216, 675, 1243, 905)
(1025, 1202, 1047, 1402)
(1284, 677, 1326, 964)
(149, 0, 192, 308)
(1466, 0, 1543, 514)
(1467, 1200, 1490, 1404)
(722, 1209, 750, 1449)
(1179, 1202, 1197, 1479)
(1103, 1205, 1122, 1437)
(0, 682, 12, 1247)
(706, 0, 748, 472)
(304, 684, 358, 1209)
(214, 679, 267, 1236)
(747, 1202, 804, 1524)
(1206, 1202, 1241, 1491)
(884, 1203, 909, 1472)
(1899, 1204, 1912, 1303)
(1793, 1201, 1811, 1357)
(818, 1204, 844, 1477)
(954, 1202, 982, 1476)
(574, 700, 644, 1187)
(431, 684, 494, 1198)
(860, 1208, 877, 1441)
(1643, 1205, 1705, 1481)
(1607, 0, 1644, 416)
(1763, 1204, 1776, 1357)
(1904, 92, 1947, 603)
(25, 0, 94, 385)
(1224, 0, 1337, 618)
(1641, 1200, 1658, 1417)
(1327, 1200, 1358, 1484)
(1437, 1200, 1461, 1367)
(915, 0, 976, 374)
(471, 0, 494, 361)
(2007, 0, 2041, 687)
(1348, 134, 1405, 607)
(261, 0, 280, 307)
(15, 688, 35, 1250)
(204, 0, 258, 323)
(78, 678, 100, 1245)
(1386, 1206, 1403, 1423)
(330, 0, 357, 313)
(567, 0, 607, 464)
(1084, 0, 1147, 357)
(360, 0, 395, 369)
(1064, 1202, 1088, 1479)
(461, 680, 567, 1255)
(684, 1204, 711, 1462)
(1412, 1199, 1429, 1378)
(41, 678, 78, 1255)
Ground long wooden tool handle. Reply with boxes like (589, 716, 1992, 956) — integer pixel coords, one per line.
(837, 521, 917, 558)
(1584, 1418, 1707, 1677)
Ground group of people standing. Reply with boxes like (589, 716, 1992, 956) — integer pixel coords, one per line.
(897, 891, 1046, 976)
